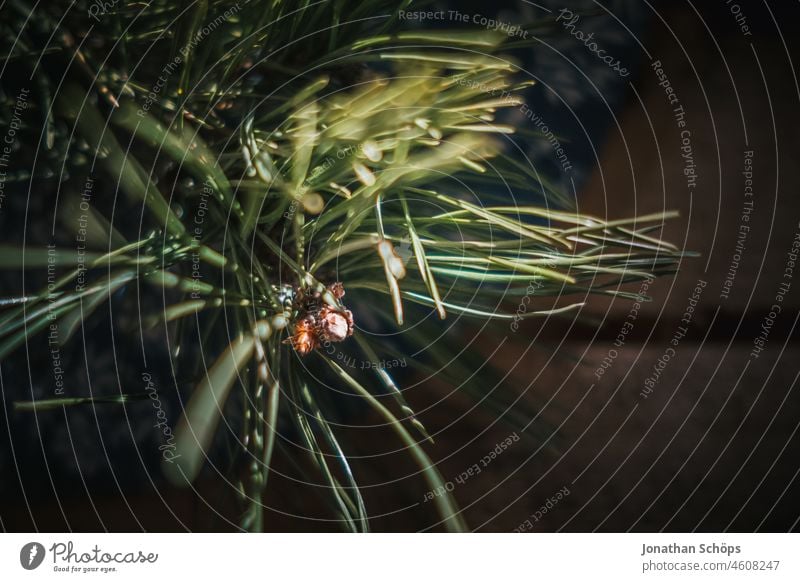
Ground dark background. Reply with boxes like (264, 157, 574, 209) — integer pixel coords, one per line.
(1, 0, 799, 532)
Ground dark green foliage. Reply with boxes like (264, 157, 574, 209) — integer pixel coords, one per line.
(0, 0, 685, 531)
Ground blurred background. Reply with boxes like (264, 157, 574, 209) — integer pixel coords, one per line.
(1, 0, 799, 532)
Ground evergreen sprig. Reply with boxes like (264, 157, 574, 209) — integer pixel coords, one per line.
(0, 0, 686, 531)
